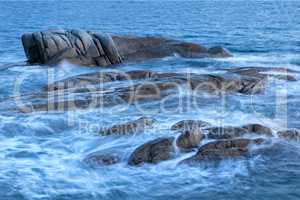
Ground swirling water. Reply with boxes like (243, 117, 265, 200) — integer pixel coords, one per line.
(0, 1, 300, 200)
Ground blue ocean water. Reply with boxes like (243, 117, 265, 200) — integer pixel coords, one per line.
(0, 1, 300, 200)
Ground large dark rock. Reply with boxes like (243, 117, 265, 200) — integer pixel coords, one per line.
(128, 137, 175, 166)
(277, 129, 300, 141)
(182, 138, 265, 164)
(99, 117, 156, 136)
(22, 29, 232, 66)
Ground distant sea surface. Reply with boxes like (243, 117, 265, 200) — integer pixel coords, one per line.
(0, 1, 300, 200)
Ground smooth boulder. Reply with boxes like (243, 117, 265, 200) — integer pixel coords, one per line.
(128, 137, 174, 166)
(176, 129, 204, 150)
(182, 138, 265, 164)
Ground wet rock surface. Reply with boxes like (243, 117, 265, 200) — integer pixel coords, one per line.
(278, 129, 300, 141)
(204, 124, 273, 139)
(99, 117, 156, 135)
(226, 67, 298, 82)
(205, 126, 249, 139)
(242, 123, 273, 136)
(22, 30, 232, 66)
(182, 138, 265, 164)
(171, 120, 211, 131)
(7, 68, 275, 113)
(83, 152, 120, 166)
(176, 129, 204, 150)
(128, 137, 175, 166)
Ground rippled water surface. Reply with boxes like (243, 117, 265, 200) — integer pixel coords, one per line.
(0, 1, 300, 200)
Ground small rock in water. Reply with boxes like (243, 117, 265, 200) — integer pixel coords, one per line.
(176, 129, 204, 150)
(277, 129, 300, 141)
(182, 138, 265, 164)
(99, 117, 156, 136)
(171, 120, 211, 131)
(242, 123, 273, 136)
(84, 152, 120, 166)
(205, 126, 248, 139)
(128, 137, 175, 166)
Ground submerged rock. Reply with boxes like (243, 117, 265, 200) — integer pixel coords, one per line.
(22, 29, 232, 66)
(189, 73, 266, 94)
(182, 138, 265, 164)
(99, 117, 155, 136)
(176, 129, 204, 150)
(226, 67, 298, 82)
(171, 120, 211, 131)
(83, 152, 120, 166)
(278, 129, 300, 141)
(128, 137, 175, 166)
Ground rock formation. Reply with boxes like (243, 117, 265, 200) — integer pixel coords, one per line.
(22, 29, 232, 66)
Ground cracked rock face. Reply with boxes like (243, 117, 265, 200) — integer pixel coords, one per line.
(21, 29, 232, 66)
(22, 30, 123, 66)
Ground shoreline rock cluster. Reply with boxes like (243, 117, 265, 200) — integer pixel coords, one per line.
(84, 117, 300, 167)
(11, 30, 300, 169)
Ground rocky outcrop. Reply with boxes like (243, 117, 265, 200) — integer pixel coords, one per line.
(22, 29, 232, 66)
(176, 129, 204, 150)
(99, 117, 155, 135)
(182, 138, 265, 164)
(128, 137, 175, 166)
(278, 129, 300, 141)
(83, 152, 120, 166)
